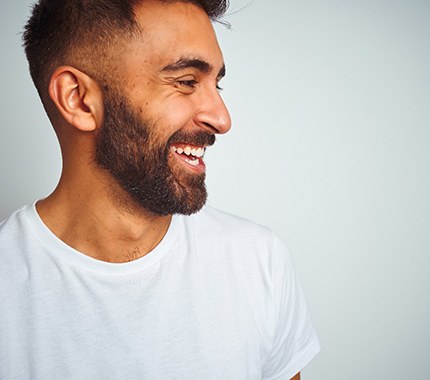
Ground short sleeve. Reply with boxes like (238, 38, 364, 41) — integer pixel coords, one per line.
(262, 233, 321, 379)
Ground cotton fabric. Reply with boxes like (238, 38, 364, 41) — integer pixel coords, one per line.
(0, 203, 320, 379)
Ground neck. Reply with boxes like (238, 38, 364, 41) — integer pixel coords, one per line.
(37, 170, 172, 263)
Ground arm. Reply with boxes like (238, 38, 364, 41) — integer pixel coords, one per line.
(261, 234, 320, 379)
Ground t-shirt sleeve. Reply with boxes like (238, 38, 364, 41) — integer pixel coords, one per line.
(262, 233, 321, 379)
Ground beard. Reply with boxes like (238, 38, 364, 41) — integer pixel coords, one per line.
(95, 86, 215, 216)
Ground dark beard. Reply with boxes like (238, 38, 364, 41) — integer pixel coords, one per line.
(95, 86, 215, 216)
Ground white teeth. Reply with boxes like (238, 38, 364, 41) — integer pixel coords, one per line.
(185, 158, 199, 166)
(196, 148, 204, 158)
(173, 145, 205, 158)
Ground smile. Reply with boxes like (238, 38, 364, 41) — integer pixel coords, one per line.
(171, 144, 207, 170)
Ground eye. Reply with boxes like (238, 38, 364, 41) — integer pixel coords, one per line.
(216, 84, 223, 91)
(177, 79, 197, 88)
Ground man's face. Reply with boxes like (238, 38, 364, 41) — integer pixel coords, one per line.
(96, 1, 231, 215)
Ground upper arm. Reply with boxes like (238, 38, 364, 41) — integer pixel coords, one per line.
(262, 234, 320, 378)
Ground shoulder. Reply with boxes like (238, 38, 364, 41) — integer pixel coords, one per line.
(184, 206, 291, 269)
(0, 205, 29, 243)
(0, 204, 38, 270)
(189, 205, 275, 242)
(0, 205, 35, 294)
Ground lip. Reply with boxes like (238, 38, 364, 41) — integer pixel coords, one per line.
(170, 143, 207, 174)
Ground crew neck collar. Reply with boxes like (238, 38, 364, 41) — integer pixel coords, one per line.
(24, 201, 182, 276)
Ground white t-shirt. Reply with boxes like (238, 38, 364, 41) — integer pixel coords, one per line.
(0, 203, 320, 379)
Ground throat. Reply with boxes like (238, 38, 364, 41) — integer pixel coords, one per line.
(36, 196, 172, 263)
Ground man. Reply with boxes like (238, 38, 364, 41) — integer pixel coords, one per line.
(0, 0, 320, 379)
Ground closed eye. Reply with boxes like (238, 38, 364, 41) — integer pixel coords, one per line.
(175, 79, 223, 92)
(177, 80, 197, 88)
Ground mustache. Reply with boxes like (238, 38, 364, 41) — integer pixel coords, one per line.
(167, 130, 216, 147)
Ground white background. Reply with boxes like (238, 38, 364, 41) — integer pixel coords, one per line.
(1, 1, 429, 379)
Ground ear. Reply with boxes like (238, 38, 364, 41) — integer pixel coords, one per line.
(48, 66, 103, 132)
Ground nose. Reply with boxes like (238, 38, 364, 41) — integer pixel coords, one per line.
(193, 87, 231, 135)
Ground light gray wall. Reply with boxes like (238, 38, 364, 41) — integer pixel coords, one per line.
(1, 1, 429, 379)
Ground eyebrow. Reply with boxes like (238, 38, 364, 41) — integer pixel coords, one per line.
(161, 57, 226, 79)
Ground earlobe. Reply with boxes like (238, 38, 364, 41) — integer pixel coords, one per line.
(48, 66, 103, 132)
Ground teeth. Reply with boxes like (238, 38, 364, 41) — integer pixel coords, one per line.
(173, 145, 206, 158)
(185, 158, 199, 166)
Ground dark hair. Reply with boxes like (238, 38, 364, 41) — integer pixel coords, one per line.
(23, 0, 229, 98)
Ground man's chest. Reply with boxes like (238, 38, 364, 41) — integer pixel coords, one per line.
(1, 262, 272, 379)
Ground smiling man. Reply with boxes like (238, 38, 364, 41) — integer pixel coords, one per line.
(0, 0, 320, 379)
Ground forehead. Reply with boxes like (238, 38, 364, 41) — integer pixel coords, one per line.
(128, 1, 224, 70)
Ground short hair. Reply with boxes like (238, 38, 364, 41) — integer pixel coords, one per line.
(23, 0, 229, 99)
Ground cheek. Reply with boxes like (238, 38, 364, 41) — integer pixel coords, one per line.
(152, 97, 196, 136)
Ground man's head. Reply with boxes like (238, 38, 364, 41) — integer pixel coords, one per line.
(22, 0, 231, 215)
